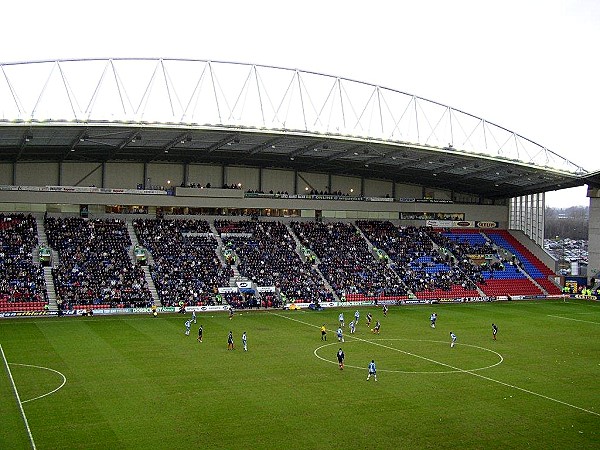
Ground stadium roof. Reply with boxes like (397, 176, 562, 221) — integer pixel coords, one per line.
(0, 58, 590, 199)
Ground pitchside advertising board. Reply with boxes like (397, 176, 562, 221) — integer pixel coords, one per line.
(187, 305, 230, 312)
(217, 286, 275, 294)
(85, 307, 177, 315)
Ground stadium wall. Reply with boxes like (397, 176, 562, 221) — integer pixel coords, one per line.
(0, 161, 509, 225)
(588, 189, 600, 284)
(0, 189, 509, 225)
(509, 229, 557, 272)
(3, 162, 498, 204)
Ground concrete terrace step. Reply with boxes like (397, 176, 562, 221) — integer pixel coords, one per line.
(142, 266, 160, 306)
(43, 267, 58, 312)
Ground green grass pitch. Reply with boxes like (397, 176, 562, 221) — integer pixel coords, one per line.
(1, 300, 599, 449)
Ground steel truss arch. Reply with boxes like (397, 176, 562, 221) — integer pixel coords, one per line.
(0, 58, 584, 174)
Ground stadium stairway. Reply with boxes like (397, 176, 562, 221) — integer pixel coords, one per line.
(209, 221, 229, 267)
(43, 267, 59, 312)
(33, 215, 48, 265)
(34, 215, 58, 312)
(316, 266, 340, 302)
(285, 223, 339, 301)
(129, 220, 155, 265)
(284, 222, 309, 260)
(354, 222, 374, 252)
(141, 266, 160, 306)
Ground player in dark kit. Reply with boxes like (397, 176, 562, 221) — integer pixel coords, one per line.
(197, 325, 203, 342)
(337, 348, 345, 370)
(227, 331, 234, 350)
(492, 323, 498, 340)
(372, 320, 381, 334)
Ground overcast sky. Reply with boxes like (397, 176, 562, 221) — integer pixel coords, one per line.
(2, 0, 598, 207)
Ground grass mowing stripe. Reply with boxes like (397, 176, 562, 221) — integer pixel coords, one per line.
(0, 344, 37, 450)
(272, 311, 600, 418)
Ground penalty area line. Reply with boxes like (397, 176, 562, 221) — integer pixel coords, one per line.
(0, 344, 37, 449)
(271, 312, 600, 418)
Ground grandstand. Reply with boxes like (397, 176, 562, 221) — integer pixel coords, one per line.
(0, 58, 599, 316)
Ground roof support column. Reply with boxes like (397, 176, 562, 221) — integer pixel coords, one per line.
(360, 176, 365, 197)
(327, 173, 332, 194)
(183, 163, 189, 187)
(221, 165, 226, 188)
(259, 167, 263, 193)
(294, 170, 298, 195)
(12, 162, 16, 186)
(102, 162, 107, 188)
(143, 162, 148, 189)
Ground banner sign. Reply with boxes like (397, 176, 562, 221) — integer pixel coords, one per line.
(236, 281, 252, 289)
(218, 287, 238, 293)
(187, 305, 230, 312)
(476, 221, 499, 228)
(284, 301, 342, 309)
(86, 306, 176, 315)
(416, 199, 454, 203)
(438, 298, 464, 303)
(466, 254, 495, 260)
(426, 220, 475, 228)
(284, 302, 313, 310)
(257, 286, 276, 292)
(0, 185, 167, 195)
(245, 193, 391, 202)
(1, 310, 50, 318)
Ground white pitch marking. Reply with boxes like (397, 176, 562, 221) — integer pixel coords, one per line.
(10, 364, 67, 403)
(314, 339, 503, 374)
(0, 344, 37, 449)
(271, 311, 600, 418)
(547, 315, 600, 325)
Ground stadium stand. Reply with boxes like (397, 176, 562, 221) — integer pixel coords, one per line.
(483, 229, 561, 295)
(46, 217, 153, 310)
(215, 220, 333, 305)
(0, 214, 48, 312)
(133, 219, 233, 306)
(291, 221, 408, 302)
(355, 221, 480, 299)
(430, 227, 545, 297)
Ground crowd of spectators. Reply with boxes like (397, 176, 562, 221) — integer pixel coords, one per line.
(356, 221, 479, 295)
(0, 214, 47, 304)
(179, 182, 243, 190)
(291, 221, 407, 299)
(245, 189, 348, 196)
(46, 217, 152, 309)
(215, 220, 256, 234)
(245, 189, 288, 195)
(427, 230, 494, 285)
(133, 219, 232, 306)
(219, 291, 260, 309)
(215, 220, 333, 304)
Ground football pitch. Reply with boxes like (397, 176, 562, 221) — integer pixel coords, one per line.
(1, 300, 599, 449)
